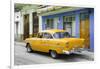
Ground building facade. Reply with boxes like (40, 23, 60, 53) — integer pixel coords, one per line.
(41, 8, 94, 51)
(14, 5, 94, 51)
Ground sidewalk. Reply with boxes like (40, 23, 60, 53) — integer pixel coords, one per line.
(14, 41, 26, 46)
(76, 50, 94, 60)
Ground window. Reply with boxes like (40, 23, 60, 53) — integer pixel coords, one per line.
(80, 13, 89, 20)
(37, 33, 43, 38)
(46, 18, 54, 29)
(43, 33, 53, 39)
(53, 32, 71, 38)
(63, 15, 75, 36)
(63, 16, 75, 22)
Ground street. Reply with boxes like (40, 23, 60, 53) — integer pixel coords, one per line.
(14, 42, 94, 65)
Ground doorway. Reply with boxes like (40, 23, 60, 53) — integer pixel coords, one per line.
(32, 12, 39, 37)
(80, 13, 90, 48)
(23, 14, 29, 40)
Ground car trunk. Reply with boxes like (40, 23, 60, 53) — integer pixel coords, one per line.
(61, 38, 85, 50)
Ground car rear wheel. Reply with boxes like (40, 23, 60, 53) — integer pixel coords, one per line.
(50, 50, 58, 59)
(26, 43, 33, 53)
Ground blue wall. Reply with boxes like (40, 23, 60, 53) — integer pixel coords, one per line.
(58, 16, 63, 29)
(42, 8, 89, 30)
(42, 8, 94, 51)
(90, 9, 94, 51)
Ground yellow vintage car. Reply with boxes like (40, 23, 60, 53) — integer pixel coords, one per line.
(25, 29, 85, 58)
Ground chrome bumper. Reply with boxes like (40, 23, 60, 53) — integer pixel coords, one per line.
(63, 48, 85, 55)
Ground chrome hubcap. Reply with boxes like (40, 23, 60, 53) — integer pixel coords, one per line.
(27, 46, 31, 52)
(51, 51, 56, 58)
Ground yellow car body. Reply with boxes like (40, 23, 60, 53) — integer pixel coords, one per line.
(25, 29, 85, 57)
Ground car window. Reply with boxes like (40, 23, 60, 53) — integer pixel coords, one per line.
(37, 33, 43, 38)
(43, 33, 53, 39)
(53, 32, 71, 38)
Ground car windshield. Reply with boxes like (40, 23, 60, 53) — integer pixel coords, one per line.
(53, 32, 71, 38)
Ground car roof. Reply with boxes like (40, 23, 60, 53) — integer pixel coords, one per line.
(39, 29, 66, 34)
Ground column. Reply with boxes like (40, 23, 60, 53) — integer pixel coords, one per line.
(39, 16, 42, 32)
(20, 12, 24, 40)
(75, 12, 80, 38)
(29, 12, 33, 37)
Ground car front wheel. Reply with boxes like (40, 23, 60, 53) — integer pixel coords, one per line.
(26, 43, 33, 53)
(50, 50, 58, 59)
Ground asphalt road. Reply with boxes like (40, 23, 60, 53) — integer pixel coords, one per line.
(14, 42, 94, 65)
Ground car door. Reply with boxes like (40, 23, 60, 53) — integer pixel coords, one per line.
(31, 33, 43, 51)
(40, 32, 53, 52)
